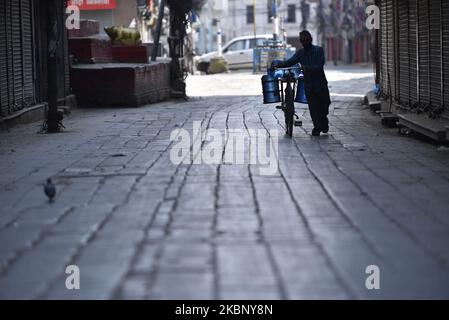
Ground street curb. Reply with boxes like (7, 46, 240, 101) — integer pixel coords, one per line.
(0, 94, 76, 131)
(0, 103, 46, 131)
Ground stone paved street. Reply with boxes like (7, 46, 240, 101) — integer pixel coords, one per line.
(1, 66, 449, 299)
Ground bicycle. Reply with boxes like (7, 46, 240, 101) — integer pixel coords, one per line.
(272, 66, 304, 138)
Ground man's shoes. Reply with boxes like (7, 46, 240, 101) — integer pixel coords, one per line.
(322, 126, 329, 134)
(312, 128, 321, 136)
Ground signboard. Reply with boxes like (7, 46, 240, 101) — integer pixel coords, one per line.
(68, 0, 117, 10)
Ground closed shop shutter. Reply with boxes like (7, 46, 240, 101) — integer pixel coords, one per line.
(21, 0, 35, 107)
(386, 0, 395, 100)
(64, 35, 70, 97)
(408, 0, 418, 106)
(442, 0, 449, 108)
(63, 2, 71, 99)
(4, 0, 15, 115)
(429, 0, 442, 108)
(60, 1, 70, 100)
(380, 0, 389, 96)
(397, 0, 409, 105)
(0, 1, 8, 116)
(0, 0, 35, 116)
(11, 0, 24, 112)
(417, 0, 430, 105)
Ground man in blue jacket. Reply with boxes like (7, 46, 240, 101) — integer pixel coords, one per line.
(271, 30, 331, 136)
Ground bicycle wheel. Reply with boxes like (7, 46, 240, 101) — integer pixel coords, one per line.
(284, 84, 295, 138)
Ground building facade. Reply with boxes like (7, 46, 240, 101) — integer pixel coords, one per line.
(223, 0, 319, 48)
(195, 0, 319, 55)
(196, 0, 371, 64)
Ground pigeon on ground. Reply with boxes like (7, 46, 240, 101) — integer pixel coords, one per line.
(44, 178, 56, 202)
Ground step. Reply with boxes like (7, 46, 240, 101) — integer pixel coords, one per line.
(364, 90, 381, 112)
(378, 111, 399, 127)
(397, 113, 449, 142)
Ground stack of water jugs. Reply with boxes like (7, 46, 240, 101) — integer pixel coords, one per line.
(261, 61, 308, 105)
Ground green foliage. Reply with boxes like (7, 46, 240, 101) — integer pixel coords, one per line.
(207, 57, 229, 74)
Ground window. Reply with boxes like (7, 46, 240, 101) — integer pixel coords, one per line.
(249, 38, 267, 49)
(287, 4, 296, 23)
(246, 5, 254, 24)
(226, 40, 245, 52)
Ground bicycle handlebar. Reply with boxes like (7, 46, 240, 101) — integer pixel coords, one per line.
(274, 66, 302, 70)
(270, 66, 304, 82)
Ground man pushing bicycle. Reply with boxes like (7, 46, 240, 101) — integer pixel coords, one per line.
(271, 30, 331, 137)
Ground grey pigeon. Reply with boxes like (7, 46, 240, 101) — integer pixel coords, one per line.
(44, 178, 56, 202)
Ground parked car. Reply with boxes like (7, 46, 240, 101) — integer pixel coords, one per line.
(196, 34, 273, 73)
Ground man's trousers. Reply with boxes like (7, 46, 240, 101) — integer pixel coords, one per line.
(305, 86, 331, 131)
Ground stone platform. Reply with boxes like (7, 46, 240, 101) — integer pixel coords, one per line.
(70, 61, 171, 108)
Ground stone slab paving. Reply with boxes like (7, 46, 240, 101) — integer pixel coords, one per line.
(1, 66, 449, 299)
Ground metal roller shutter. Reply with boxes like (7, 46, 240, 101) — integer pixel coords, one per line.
(11, 0, 24, 112)
(0, 1, 8, 116)
(397, 0, 409, 105)
(5, 0, 15, 115)
(380, 0, 389, 96)
(417, 0, 430, 105)
(429, 0, 442, 108)
(408, 0, 418, 106)
(64, 34, 70, 98)
(21, 0, 35, 107)
(0, 0, 35, 116)
(386, 0, 395, 100)
(63, 0, 71, 99)
(442, 0, 449, 109)
(59, 0, 70, 100)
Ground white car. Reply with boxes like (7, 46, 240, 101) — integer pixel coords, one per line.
(197, 34, 273, 72)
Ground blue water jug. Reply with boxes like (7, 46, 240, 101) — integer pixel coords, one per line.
(295, 75, 308, 104)
(261, 74, 281, 104)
